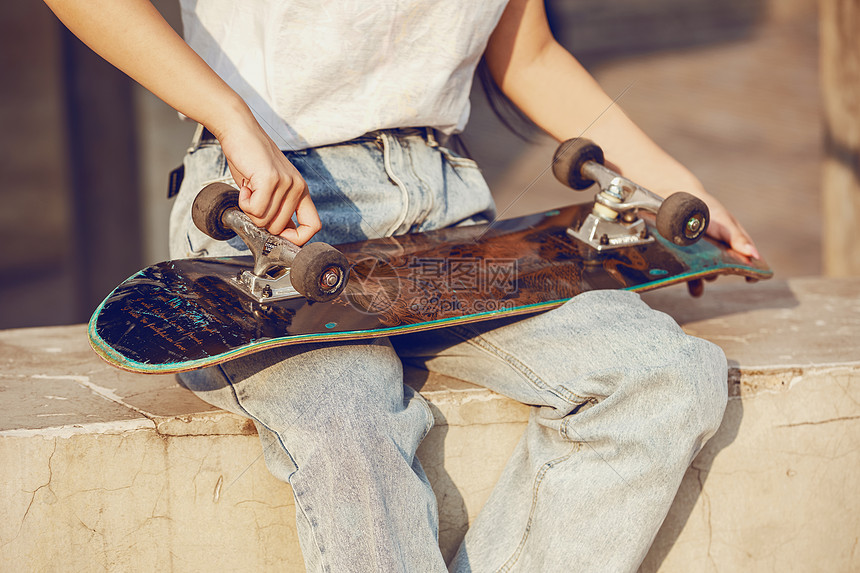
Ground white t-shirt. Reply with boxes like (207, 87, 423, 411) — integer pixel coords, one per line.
(180, 0, 510, 150)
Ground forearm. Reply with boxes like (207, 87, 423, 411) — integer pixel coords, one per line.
(485, 0, 703, 195)
(512, 45, 702, 194)
(44, 0, 251, 138)
(485, 0, 758, 257)
(46, 0, 320, 244)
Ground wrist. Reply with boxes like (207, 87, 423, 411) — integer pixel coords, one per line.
(203, 92, 258, 143)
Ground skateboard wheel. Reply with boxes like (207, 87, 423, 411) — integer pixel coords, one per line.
(687, 278, 705, 298)
(291, 242, 350, 302)
(552, 138, 604, 190)
(192, 183, 240, 241)
(656, 192, 710, 246)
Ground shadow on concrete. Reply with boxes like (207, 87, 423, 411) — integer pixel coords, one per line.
(404, 366, 471, 564)
(640, 278, 800, 325)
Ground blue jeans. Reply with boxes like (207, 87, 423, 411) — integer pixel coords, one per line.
(169, 129, 728, 572)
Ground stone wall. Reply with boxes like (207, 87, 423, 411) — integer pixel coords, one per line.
(1, 278, 858, 571)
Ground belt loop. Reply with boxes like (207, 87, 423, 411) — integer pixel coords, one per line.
(425, 127, 439, 148)
(380, 131, 410, 235)
(187, 123, 205, 153)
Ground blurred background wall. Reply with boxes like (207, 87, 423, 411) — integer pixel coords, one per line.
(0, 0, 822, 329)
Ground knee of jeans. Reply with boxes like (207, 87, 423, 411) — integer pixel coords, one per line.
(282, 343, 432, 439)
(661, 335, 728, 442)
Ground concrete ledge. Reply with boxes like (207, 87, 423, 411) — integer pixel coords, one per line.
(1, 277, 858, 571)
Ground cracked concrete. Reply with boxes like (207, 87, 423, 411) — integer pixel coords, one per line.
(1, 277, 858, 571)
(641, 361, 860, 572)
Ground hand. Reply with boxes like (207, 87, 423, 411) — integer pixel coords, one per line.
(213, 116, 321, 246)
(44, 0, 321, 247)
(682, 186, 760, 260)
(666, 187, 760, 299)
(605, 156, 762, 260)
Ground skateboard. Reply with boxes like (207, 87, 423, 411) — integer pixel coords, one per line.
(88, 139, 772, 374)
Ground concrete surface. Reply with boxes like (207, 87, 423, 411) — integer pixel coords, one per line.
(1, 277, 858, 571)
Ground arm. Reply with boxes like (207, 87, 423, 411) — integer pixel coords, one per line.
(44, 0, 320, 244)
(485, 0, 759, 258)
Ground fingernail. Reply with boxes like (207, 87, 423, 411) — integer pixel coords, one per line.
(747, 243, 761, 260)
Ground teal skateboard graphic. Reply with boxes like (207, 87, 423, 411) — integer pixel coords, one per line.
(89, 139, 772, 374)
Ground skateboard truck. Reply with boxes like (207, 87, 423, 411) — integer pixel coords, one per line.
(192, 183, 349, 303)
(552, 139, 709, 252)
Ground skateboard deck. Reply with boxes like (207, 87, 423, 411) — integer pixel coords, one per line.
(89, 204, 772, 374)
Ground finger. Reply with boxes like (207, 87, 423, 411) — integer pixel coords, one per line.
(707, 214, 760, 260)
(734, 241, 760, 260)
(231, 167, 283, 227)
(266, 191, 300, 236)
(264, 173, 311, 235)
(227, 163, 265, 219)
(237, 192, 268, 229)
(238, 179, 286, 230)
(237, 183, 257, 220)
(245, 176, 280, 221)
(280, 190, 321, 246)
(231, 171, 271, 228)
(727, 225, 760, 260)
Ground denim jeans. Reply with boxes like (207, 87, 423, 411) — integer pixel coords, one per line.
(169, 128, 728, 572)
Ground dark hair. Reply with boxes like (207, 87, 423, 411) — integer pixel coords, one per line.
(447, 57, 540, 159)
(476, 56, 539, 142)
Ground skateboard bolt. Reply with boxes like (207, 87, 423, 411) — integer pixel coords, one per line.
(686, 216, 703, 237)
(606, 181, 626, 201)
(321, 268, 341, 288)
(600, 234, 610, 245)
(262, 285, 273, 298)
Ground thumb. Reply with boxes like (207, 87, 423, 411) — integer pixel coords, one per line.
(226, 163, 255, 215)
(237, 179, 253, 209)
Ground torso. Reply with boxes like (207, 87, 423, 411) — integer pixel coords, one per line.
(180, 0, 510, 149)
